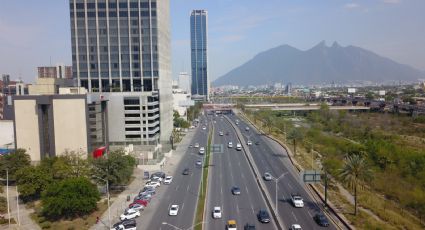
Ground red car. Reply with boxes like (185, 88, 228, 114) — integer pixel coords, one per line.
(132, 199, 148, 207)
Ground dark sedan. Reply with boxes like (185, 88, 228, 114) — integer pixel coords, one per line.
(257, 209, 270, 223)
(314, 213, 330, 227)
(231, 186, 241, 195)
(182, 168, 190, 175)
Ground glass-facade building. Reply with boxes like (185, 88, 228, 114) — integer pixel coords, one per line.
(69, 0, 172, 151)
(190, 10, 209, 101)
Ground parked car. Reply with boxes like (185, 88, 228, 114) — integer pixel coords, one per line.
(163, 176, 173, 185)
(257, 209, 270, 223)
(263, 172, 272, 181)
(169, 204, 179, 216)
(313, 213, 330, 227)
(291, 194, 304, 208)
(244, 223, 256, 230)
(151, 172, 166, 179)
(111, 219, 137, 230)
(120, 209, 140, 221)
(145, 181, 161, 188)
(132, 199, 148, 207)
(227, 220, 237, 230)
(182, 168, 190, 175)
(231, 186, 241, 195)
(127, 203, 145, 211)
(213, 206, 222, 219)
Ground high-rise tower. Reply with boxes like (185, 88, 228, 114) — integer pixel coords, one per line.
(190, 10, 208, 101)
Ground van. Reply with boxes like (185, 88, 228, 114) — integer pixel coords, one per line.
(236, 143, 242, 151)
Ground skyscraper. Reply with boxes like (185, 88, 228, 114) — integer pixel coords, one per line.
(69, 0, 172, 151)
(190, 10, 208, 101)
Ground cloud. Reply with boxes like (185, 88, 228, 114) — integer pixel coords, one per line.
(344, 3, 360, 9)
(382, 0, 401, 3)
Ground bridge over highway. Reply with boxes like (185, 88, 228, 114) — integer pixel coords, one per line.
(204, 103, 370, 111)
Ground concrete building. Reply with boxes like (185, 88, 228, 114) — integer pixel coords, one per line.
(38, 64, 72, 79)
(190, 10, 209, 101)
(28, 78, 74, 95)
(69, 0, 173, 152)
(172, 88, 192, 118)
(178, 71, 190, 94)
(12, 94, 108, 162)
(1, 75, 28, 120)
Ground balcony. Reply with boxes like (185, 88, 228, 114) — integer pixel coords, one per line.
(147, 107, 159, 113)
(147, 114, 159, 120)
(146, 120, 160, 127)
(147, 127, 160, 134)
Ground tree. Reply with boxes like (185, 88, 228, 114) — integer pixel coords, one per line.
(0, 149, 31, 180)
(91, 150, 136, 187)
(263, 116, 274, 134)
(39, 152, 90, 180)
(339, 154, 372, 215)
(287, 128, 304, 155)
(16, 166, 53, 201)
(41, 177, 100, 219)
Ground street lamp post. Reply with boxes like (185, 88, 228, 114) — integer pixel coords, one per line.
(274, 172, 288, 217)
(93, 176, 111, 229)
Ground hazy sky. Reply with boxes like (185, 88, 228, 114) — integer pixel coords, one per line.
(0, 0, 424, 83)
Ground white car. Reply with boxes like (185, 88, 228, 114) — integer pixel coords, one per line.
(219, 131, 224, 136)
(150, 176, 163, 182)
(247, 140, 252, 146)
(194, 143, 200, 148)
(228, 142, 233, 148)
(120, 209, 140, 220)
(213, 206, 222, 219)
(196, 160, 202, 166)
(236, 143, 242, 151)
(145, 181, 160, 188)
(291, 194, 304, 208)
(202, 126, 207, 130)
(245, 127, 250, 131)
(263, 172, 272, 181)
(163, 176, 173, 185)
(199, 147, 205, 155)
(291, 224, 302, 230)
(169, 204, 179, 216)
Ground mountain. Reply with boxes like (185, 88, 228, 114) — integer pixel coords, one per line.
(213, 41, 424, 86)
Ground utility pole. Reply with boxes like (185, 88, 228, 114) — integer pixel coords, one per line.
(16, 186, 20, 226)
(6, 169, 10, 228)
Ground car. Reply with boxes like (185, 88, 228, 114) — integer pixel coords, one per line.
(313, 213, 330, 227)
(226, 131, 229, 135)
(236, 143, 242, 151)
(189, 144, 193, 148)
(219, 131, 224, 136)
(291, 194, 304, 208)
(231, 186, 241, 195)
(263, 172, 272, 181)
(227, 220, 237, 230)
(196, 160, 202, 167)
(202, 126, 207, 130)
(257, 209, 270, 223)
(247, 141, 252, 146)
(244, 223, 256, 230)
(149, 175, 163, 182)
(194, 143, 200, 148)
(228, 142, 233, 148)
(134, 195, 151, 202)
(169, 204, 179, 216)
(255, 141, 260, 145)
(145, 182, 160, 188)
(151, 172, 166, 179)
(132, 199, 148, 207)
(182, 168, 190, 175)
(111, 219, 137, 230)
(163, 176, 173, 184)
(120, 209, 140, 220)
(140, 187, 155, 195)
(245, 127, 250, 131)
(291, 224, 302, 230)
(236, 122, 239, 125)
(128, 203, 145, 211)
(199, 147, 205, 155)
(213, 206, 222, 219)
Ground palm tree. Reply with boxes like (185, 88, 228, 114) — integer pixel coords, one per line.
(286, 128, 304, 155)
(339, 154, 372, 215)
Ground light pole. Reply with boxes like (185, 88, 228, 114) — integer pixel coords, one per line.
(93, 175, 111, 229)
(161, 221, 208, 230)
(274, 172, 288, 217)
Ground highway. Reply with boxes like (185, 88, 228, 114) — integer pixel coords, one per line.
(142, 116, 210, 230)
(205, 116, 277, 230)
(227, 114, 337, 230)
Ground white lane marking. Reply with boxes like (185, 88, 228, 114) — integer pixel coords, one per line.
(287, 183, 293, 190)
(187, 185, 190, 192)
(307, 210, 313, 217)
(221, 186, 223, 196)
(175, 185, 179, 191)
(181, 203, 185, 211)
(292, 211, 298, 222)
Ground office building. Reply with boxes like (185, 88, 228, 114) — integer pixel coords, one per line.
(1, 75, 28, 120)
(178, 71, 190, 94)
(38, 64, 73, 79)
(12, 94, 108, 162)
(190, 10, 209, 101)
(69, 0, 172, 151)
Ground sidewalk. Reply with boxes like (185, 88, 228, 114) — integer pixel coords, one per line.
(0, 186, 41, 230)
(91, 128, 196, 230)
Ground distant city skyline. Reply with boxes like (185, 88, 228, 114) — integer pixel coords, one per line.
(0, 0, 424, 83)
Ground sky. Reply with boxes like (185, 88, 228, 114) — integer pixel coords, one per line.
(0, 0, 424, 83)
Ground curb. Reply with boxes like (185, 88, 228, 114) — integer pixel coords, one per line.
(201, 124, 214, 230)
(239, 112, 353, 230)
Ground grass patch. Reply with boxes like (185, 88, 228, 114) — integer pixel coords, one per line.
(194, 125, 213, 230)
(30, 200, 108, 230)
